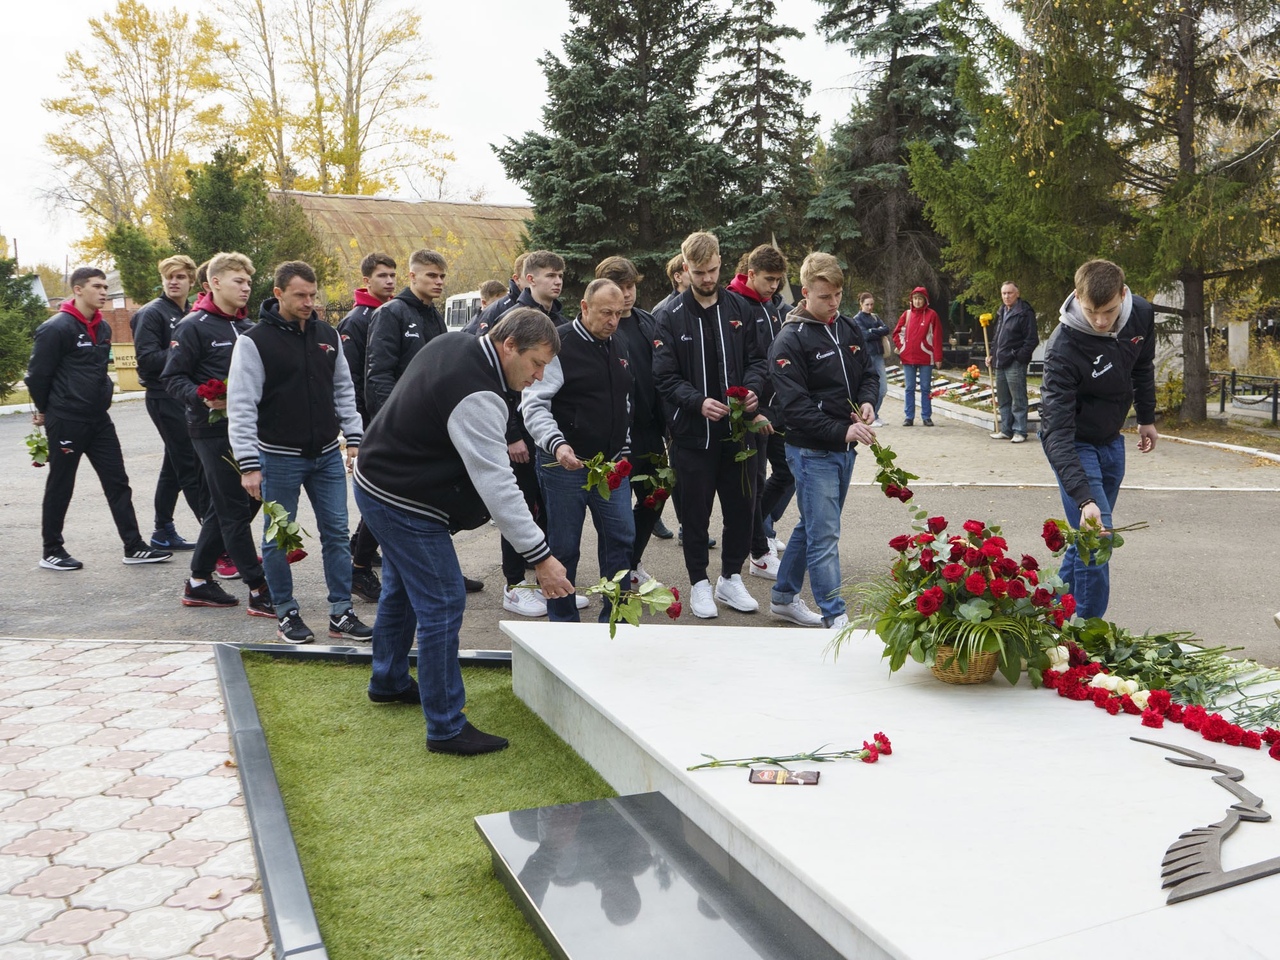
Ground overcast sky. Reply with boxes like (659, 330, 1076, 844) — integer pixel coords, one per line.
(1, 0, 1007, 269)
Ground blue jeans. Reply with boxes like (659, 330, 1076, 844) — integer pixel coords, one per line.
(260, 449, 351, 616)
(868, 353, 888, 417)
(356, 488, 467, 740)
(771, 445, 855, 622)
(536, 459, 635, 622)
(1052, 435, 1124, 620)
(902, 364, 933, 420)
(996, 364, 1029, 437)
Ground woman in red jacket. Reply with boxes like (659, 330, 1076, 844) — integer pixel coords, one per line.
(891, 287, 943, 426)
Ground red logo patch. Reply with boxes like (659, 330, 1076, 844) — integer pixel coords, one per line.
(653, 339, 664, 349)
(729, 320, 742, 329)
(776, 358, 791, 368)
(319, 343, 334, 354)
(619, 357, 629, 369)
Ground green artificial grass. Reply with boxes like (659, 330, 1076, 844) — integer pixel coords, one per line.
(242, 655, 615, 960)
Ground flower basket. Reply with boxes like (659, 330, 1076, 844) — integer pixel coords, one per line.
(931, 644, 999, 684)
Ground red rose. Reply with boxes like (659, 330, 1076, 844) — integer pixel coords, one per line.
(913, 533, 936, 545)
(32, 461, 44, 468)
(994, 557, 1019, 578)
(927, 517, 947, 534)
(941, 563, 965, 583)
(916, 586, 945, 616)
(963, 547, 982, 567)
(918, 550, 936, 572)
(1042, 519, 1059, 540)
(889, 535, 912, 552)
(963, 519, 985, 535)
(1006, 579, 1029, 599)
(654, 487, 670, 502)
(964, 572, 987, 595)
(1031, 588, 1054, 607)
(606, 472, 623, 490)
(1020, 554, 1039, 571)
(897, 487, 914, 502)
(1141, 708, 1165, 729)
(1104, 697, 1121, 715)
(671, 587, 680, 601)
(884, 483, 901, 499)
(1067, 642, 1088, 667)
(1024, 570, 1039, 585)
(1147, 689, 1172, 713)
(989, 578, 1009, 599)
(948, 543, 965, 562)
(726, 385, 750, 401)
(861, 742, 879, 763)
(613, 458, 633, 478)
(1045, 530, 1066, 552)
(1060, 594, 1077, 618)
(666, 602, 682, 619)
(873, 732, 892, 755)
(643, 495, 657, 509)
(1242, 731, 1262, 749)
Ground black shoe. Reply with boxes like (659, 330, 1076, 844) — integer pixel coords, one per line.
(351, 566, 381, 603)
(677, 527, 716, 548)
(123, 547, 174, 565)
(652, 518, 674, 540)
(427, 720, 509, 755)
(464, 576, 484, 593)
(372, 552, 382, 567)
(247, 590, 276, 619)
(150, 523, 196, 551)
(277, 609, 315, 643)
(40, 550, 83, 572)
(903, 419, 914, 426)
(369, 682, 420, 704)
(922, 418, 934, 426)
(329, 609, 373, 640)
(182, 579, 238, 608)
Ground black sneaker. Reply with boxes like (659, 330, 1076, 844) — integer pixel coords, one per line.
(123, 547, 173, 565)
(903, 419, 914, 426)
(182, 580, 238, 608)
(464, 576, 485, 593)
(150, 523, 196, 551)
(246, 590, 275, 619)
(329, 609, 372, 640)
(369, 681, 420, 704)
(922, 418, 934, 426)
(427, 720, 509, 755)
(277, 609, 314, 643)
(351, 566, 381, 603)
(40, 551, 83, 572)
(652, 517, 674, 540)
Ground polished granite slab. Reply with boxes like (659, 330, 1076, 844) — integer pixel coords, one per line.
(503, 621, 1280, 960)
(476, 792, 843, 960)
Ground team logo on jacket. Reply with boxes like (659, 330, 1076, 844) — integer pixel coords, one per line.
(816, 349, 836, 360)
(680, 334, 693, 342)
(653, 339, 663, 348)
(319, 343, 334, 354)
(170, 340, 179, 348)
(619, 357, 629, 369)
(340, 334, 349, 342)
(729, 320, 742, 329)
(849, 344, 860, 355)
(775, 358, 791, 368)
(1130, 336, 1145, 344)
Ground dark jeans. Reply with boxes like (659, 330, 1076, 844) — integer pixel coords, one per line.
(351, 517, 380, 567)
(41, 414, 145, 554)
(670, 440, 755, 584)
(144, 394, 208, 529)
(995, 364, 1030, 437)
(501, 458, 546, 586)
(752, 431, 794, 557)
(1052, 435, 1125, 620)
(190, 435, 264, 587)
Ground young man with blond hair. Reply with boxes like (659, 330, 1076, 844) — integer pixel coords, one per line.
(131, 253, 207, 551)
(1040, 259, 1157, 620)
(767, 252, 878, 628)
(479, 279, 508, 308)
(652, 231, 767, 618)
(162, 252, 272, 615)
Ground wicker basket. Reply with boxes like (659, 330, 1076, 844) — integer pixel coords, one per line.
(930, 644, 999, 684)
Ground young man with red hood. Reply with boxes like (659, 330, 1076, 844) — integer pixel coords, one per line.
(891, 286, 943, 426)
(727, 244, 796, 578)
(26, 267, 173, 571)
(338, 252, 397, 602)
(162, 252, 273, 616)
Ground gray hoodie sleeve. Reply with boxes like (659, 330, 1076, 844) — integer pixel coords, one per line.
(227, 337, 265, 473)
(447, 391, 551, 565)
(332, 344, 363, 448)
(519, 356, 567, 456)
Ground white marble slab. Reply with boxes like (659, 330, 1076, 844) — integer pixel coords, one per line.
(504, 621, 1280, 960)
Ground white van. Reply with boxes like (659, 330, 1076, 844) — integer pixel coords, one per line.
(445, 291, 482, 329)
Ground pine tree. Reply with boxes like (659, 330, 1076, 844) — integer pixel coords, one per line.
(0, 259, 51, 399)
(807, 0, 970, 311)
(709, 0, 818, 263)
(496, 0, 732, 304)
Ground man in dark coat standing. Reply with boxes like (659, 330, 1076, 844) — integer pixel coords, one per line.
(987, 280, 1039, 443)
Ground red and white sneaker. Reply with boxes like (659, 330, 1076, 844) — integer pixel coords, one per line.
(748, 552, 780, 580)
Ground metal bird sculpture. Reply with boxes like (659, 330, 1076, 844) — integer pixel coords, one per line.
(1133, 737, 1280, 903)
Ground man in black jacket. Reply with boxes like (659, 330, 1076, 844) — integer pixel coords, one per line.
(338, 251, 397, 602)
(363, 248, 448, 417)
(162, 251, 273, 616)
(228, 260, 370, 644)
(354, 308, 574, 755)
(987, 280, 1039, 443)
(1040, 259, 1157, 621)
(523, 279, 635, 622)
(652, 231, 767, 619)
(131, 254, 205, 551)
(767, 253, 878, 629)
(26, 268, 173, 571)
(462, 253, 526, 336)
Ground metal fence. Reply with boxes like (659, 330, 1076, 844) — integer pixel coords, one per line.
(1213, 370, 1280, 426)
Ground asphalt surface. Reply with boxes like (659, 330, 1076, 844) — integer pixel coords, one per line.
(2, 392, 1279, 665)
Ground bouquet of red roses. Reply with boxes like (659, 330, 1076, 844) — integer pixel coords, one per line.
(196, 378, 228, 424)
(725, 385, 764, 462)
(631, 451, 675, 510)
(577, 453, 631, 500)
(587, 571, 682, 638)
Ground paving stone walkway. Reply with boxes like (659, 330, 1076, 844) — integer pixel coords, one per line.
(0, 639, 271, 960)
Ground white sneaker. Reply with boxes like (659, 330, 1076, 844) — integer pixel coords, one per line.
(768, 536, 786, 555)
(714, 574, 759, 613)
(690, 579, 718, 619)
(1011, 434, 1027, 444)
(575, 593, 589, 610)
(990, 431, 1011, 440)
(631, 565, 657, 588)
(872, 419, 886, 427)
(503, 582, 547, 618)
(748, 552, 780, 580)
(824, 613, 850, 629)
(769, 597, 823, 626)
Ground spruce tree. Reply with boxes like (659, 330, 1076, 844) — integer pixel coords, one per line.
(807, 0, 970, 312)
(708, 0, 818, 264)
(0, 258, 50, 399)
(496, 0, 732, 304)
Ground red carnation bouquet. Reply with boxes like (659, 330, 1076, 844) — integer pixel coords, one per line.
(196, 378, 228, 424)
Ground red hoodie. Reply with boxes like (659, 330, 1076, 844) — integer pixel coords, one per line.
(892, 287, 943, 365)
(726, 273, 770, 304)
(59, 300, 103, 344)
(193, 290, 249, 321)
(352, 287, 383, 309)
